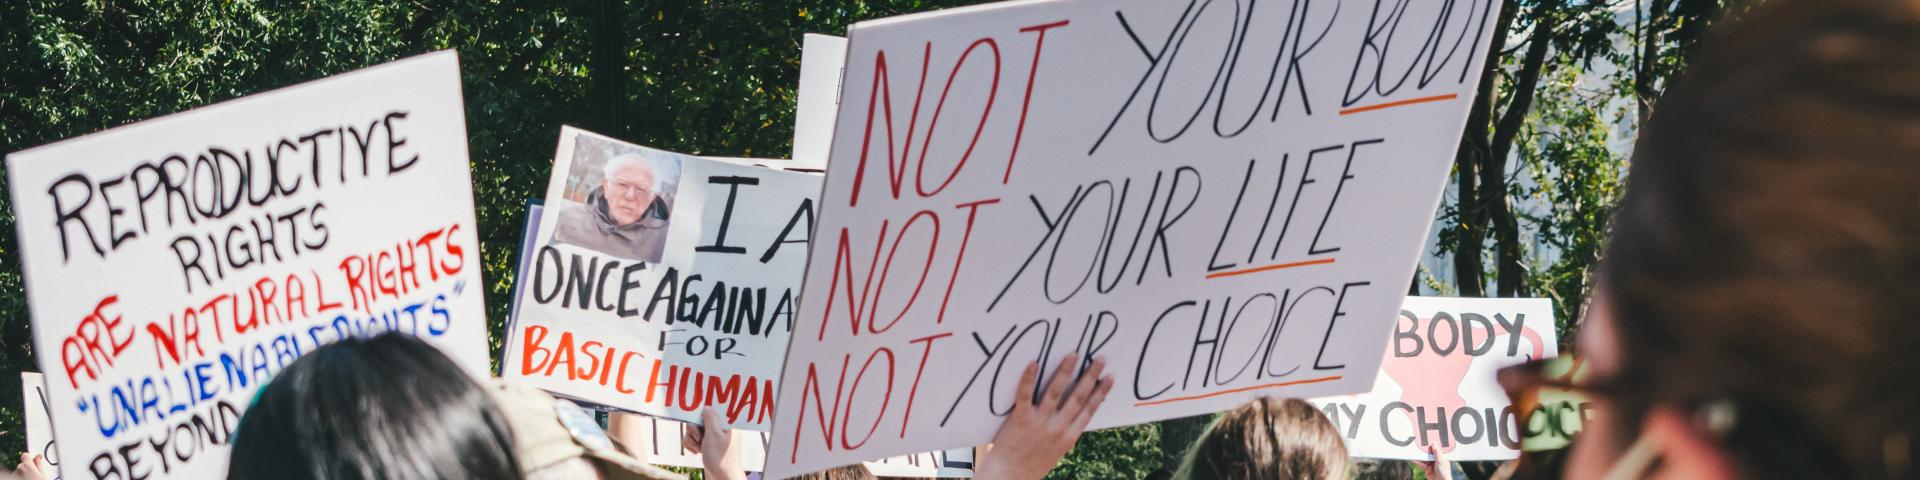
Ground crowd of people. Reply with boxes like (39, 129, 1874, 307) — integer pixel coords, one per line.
(15, 0, 1918, 478)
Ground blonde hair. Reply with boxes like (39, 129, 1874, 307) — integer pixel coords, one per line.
(1173, 397, 1348, 480)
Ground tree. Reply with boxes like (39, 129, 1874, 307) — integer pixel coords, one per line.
(1441, 0, 1754, 342)
(0, 0, 1003, 464)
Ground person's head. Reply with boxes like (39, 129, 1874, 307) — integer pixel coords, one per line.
(1174, 397, 1347, 480)
(600, 154, 659, 226)
(1348, 459, 1415, 480)
(228, 333, 520, 480)
(790, 464, 875, 480)
(1566, 0, 1920, 478)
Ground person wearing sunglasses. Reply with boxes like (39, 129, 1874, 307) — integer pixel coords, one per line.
(1500, 0, 1919, 478)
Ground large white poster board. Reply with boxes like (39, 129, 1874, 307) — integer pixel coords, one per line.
(627, 416, 974, 477)
(4, 51, 490, 480)
(768, 0, 1500, 475)
(1311, 297, 1555, 461)
(503, 127, 817, 429)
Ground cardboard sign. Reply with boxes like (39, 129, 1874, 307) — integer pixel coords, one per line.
(503, 127, 817, 429)
(626, 416, 973, 477)
(3, 51, 490, 480)
(23, 372, 61, 479)
(1310, 297, 1555, 461)
(792, 34, 851, 169)
(767, 0, 1500, 474)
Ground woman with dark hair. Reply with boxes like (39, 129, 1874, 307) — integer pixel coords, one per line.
(1504, 0, 1920, 478)
(227, 333, 522, 480)
(1171, 397, 1348, 480)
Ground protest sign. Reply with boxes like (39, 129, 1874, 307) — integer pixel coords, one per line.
(1520, 357, 1593, 452)
(792, 34, 850, 168)
(503, 127, 817, 429)
(4, 51, 490, 480)
(1311, 297, 1555, 461)
(767, 0, 1501, 474)
(501, 200, 546, 371)
(627, 416, 973, 477)
(23, 372, 60, 479)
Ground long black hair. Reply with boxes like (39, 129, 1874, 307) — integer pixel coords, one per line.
(227, 333, 522, 480)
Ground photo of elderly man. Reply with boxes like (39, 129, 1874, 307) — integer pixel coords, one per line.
(553, 149, 678, 263)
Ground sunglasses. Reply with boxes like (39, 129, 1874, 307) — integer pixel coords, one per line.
(1500, 355, 1729, 480)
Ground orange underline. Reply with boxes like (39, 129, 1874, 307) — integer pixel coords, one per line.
(1134, 376, 1345, 407)
(1205, 258, 1337, 279)
(1339, 93, 1459, 115)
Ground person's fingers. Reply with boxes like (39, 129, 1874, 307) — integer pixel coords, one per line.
(1011, 361, 1040, 414)
(1039, 352, 1080, 411)
(683, 424, 704, 450)
(19, 453, 41, 475)
(702, 408, 725, 431)
(1060, 357, 1107, 418)
(1069, 375, 1114, 432)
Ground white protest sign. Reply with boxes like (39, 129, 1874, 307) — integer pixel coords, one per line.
(627, 416, 973, 477)
(501, 201, 547, 368)
(23, 372, 61, 479)
(767, 0, 1501, 474)
(504, 127, 817, 429)
(4, 51, 490, 480)
(792, 33, 850, 168)
(1311, 297, 1556, 461)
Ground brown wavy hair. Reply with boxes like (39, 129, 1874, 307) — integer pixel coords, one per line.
(1600, 0, 1920, 477)
(1173, 397, 1348, 480)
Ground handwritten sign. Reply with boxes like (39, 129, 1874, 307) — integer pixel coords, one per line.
(1520, 359, 1592, 452)
(1310, 297, 1555, 461)
(767, 0, 1501, 474)
(4, 51, 490, 480)
(503, 127, 817, 429)
(22, 372, 60, 479)
(627, 416, 973, 477)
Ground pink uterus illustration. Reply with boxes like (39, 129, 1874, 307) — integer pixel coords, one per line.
(1379, 314, 1545, 455)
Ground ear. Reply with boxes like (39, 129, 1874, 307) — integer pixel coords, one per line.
(1641, 407, 1740, 480)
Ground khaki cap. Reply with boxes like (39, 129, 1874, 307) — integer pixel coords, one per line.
(487, 379, 683, 480)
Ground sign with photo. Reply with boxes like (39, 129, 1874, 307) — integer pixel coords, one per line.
(503, 127, 818, 429)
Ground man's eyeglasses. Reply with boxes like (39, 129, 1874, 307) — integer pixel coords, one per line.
(607, 180, 653, 199)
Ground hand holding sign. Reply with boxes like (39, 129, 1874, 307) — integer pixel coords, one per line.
(977, 354, 1113, 480)
(769, 0, 1501, 475)
(687, 408, 749, 480)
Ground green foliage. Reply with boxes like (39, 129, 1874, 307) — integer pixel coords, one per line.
(1516, 59, 1627, 339)
(1433, 0, 1754, 345)
(0, 0, 1741, 475)
(1049, 424, 1161, 480)
(0, 0, 993, 467)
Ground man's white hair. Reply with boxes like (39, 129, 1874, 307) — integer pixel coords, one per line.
(602, 153, 675, 191)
